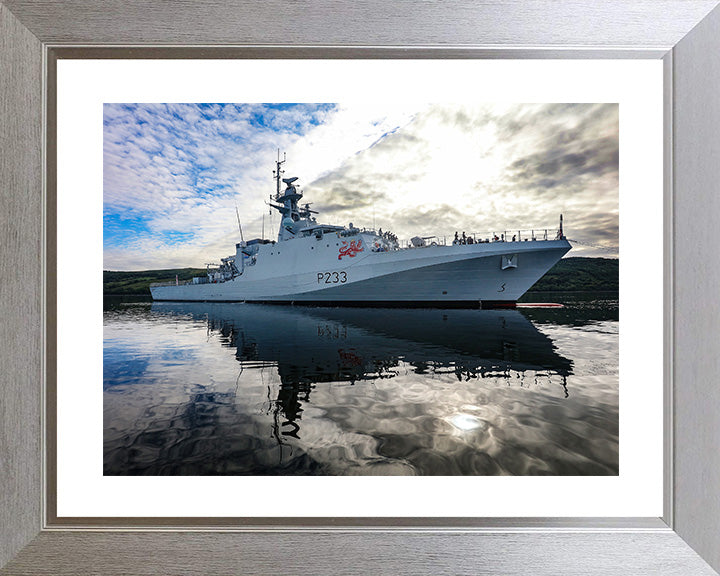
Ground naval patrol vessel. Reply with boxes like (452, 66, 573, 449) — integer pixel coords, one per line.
(150, 155, 571, 307)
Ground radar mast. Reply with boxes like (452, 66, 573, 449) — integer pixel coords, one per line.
(273, 149, 286, 198)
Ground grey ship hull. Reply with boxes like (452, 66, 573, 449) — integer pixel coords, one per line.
(151, 238, 571, 307)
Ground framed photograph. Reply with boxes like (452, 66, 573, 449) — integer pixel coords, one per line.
(64, 61, 652, 519)
(2, 1, 720, 574)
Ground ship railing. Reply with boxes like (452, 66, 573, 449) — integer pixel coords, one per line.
(399, 228, 560, 248)
(464, 228, 556, 243)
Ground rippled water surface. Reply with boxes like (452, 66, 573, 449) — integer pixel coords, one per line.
(104, 294, 618, 476)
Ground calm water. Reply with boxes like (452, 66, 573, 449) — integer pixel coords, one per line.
(104, 294, 618, 476)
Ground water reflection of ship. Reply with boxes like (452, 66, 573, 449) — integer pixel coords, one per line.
(152, 302, 573, 444)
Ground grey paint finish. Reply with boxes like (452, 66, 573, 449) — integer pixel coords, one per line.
(0, 3, 42, 570)
(1, 0, 720, 574)
(673, 4, 720, 570)
(1, 0, 719, 47)
(2, 531, 718, 576)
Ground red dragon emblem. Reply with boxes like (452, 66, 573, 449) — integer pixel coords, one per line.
(338, 239, 364, 260)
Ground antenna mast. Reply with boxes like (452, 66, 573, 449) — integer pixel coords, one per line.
(273, 149, 286, 198)
(235, 205, 244, 243)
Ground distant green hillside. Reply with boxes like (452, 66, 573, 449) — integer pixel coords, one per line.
(104, 257, 618, 296)
(104, 268, 206, 295)
(528, 257, 618, 292)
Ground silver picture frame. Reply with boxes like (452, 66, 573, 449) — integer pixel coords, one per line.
(2, 1, 720, 574)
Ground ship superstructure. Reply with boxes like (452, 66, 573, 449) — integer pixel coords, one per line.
(150, 154, 571, 307)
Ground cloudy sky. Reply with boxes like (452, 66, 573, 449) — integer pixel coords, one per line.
(104, 102, 618, 270)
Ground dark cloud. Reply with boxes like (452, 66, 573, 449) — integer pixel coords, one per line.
(511, 137, 618, 183)
(496, 103, 616, 140)
(388, 205, 465, 235)
(564, 212, 619, 247)
(305, 126, 429, 219)
(506, 104, 619, 195)
(420, 105, 494, 131)
(309, 171, 389, 213)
